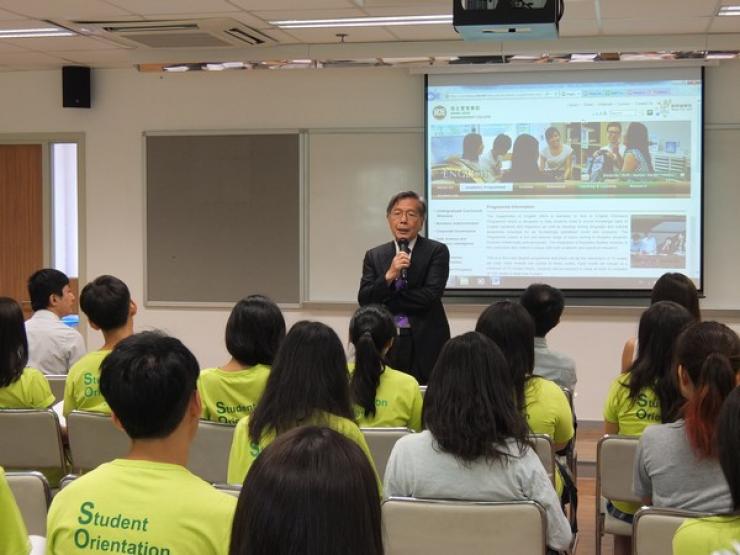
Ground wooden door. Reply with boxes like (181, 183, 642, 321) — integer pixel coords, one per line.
(0, 145, 43, 318)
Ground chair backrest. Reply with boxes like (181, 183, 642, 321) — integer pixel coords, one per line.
(382, 497, 547, 555)
(187, 420, 236, 484)
(360, 428, 412, 482)
(530, 433, 555, 486)
(633, 507, 703, 555)
(5, 471, 51, 536)
(0, 409, 66, 472)
(59, 474, 79, 489)
(45, 375, 66, 403)
(596, 435, 641, 503)
(67, 411, 130, 472)
(419, 385, 427, 398)
(214, 483, 242, 499)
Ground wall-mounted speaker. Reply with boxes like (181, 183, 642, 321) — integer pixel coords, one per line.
(62, 66, 91, 108)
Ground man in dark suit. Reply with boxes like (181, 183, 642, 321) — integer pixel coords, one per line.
(358, 191, 450, 384)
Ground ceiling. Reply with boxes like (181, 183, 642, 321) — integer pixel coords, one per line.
(0, 0, 738, 71)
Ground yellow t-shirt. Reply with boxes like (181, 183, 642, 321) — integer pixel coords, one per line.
(226, 412, 378, 487)
(602, 373, 661, 514)
(672, 515, 740, 555)
(0, 366, 55, 409)
(46, 459, 237, 555)
(0, 466, 30, 555)
(63, 350, 111, 417)
(524, 376, 574, 495)
(197, 365, 270, 424)
(349, 364, 423, 432)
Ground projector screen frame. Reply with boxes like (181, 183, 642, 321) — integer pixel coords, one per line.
(423, 68, 705, 300)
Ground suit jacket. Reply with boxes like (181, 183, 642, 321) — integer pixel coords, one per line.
(358, 235, 450, 383)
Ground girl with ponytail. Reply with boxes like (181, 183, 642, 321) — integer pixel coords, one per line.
(349, 305, 423, 431)
(672, 387, 740, 554)
(634, 321, 740, 513)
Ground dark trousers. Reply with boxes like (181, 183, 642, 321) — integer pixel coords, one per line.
(386, 328, 421, 383)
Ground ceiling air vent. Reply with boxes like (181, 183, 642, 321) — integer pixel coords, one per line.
(63, 18, 275, 48)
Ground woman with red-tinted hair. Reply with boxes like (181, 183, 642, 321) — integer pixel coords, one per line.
(633, 321, 740, 512)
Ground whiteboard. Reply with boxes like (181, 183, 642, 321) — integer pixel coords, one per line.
(307, 129, 424, 303)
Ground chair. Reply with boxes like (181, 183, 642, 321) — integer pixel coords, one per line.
(5, 471, 51, 537)
(530, 433, 555, 486)
(59, 474, 79, 489)
(632, 507, 703, 555)
(0, 409, 66, 474)
(187, 420, 236, 484)
(595, 435, 641, 555)
(419, 385, 427, 397)
(382, 497, 547, 555)
(214, 483, 242, 499)
(67, 411, 130, 472)
(45, 375, 66, 403)
(360, 427, 412, 483)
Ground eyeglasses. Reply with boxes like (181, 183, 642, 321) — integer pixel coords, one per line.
(389, 210, 421, 221)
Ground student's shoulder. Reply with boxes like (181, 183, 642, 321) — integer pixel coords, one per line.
(180, 472, 238, 512)
(69, 350, 109, 374)
(21, 366, 47, 382)
(383, 367, 420, 389)
(529, 375, 566, 397)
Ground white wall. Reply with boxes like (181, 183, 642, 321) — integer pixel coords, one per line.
(2, 63, 740, 420)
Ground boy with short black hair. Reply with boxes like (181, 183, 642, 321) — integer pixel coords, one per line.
(520, 283, 577, 390)
(47, 331, 237, 554)
(25, 268, 85, 375)
(63, 275, 136, 416)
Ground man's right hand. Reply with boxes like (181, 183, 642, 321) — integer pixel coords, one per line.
(385, 251, 411, 283)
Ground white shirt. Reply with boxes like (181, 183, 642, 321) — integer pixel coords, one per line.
(25, 310, 86, 375)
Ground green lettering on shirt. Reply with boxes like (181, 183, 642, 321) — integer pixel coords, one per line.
(79, 501, 94, 525)
(249, 442, 261, 458)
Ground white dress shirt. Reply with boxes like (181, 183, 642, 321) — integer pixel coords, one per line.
(25, 310, 86, 375)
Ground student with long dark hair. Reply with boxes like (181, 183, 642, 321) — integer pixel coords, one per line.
(475, 301, 574, 495)
(634, 322, 740, 513)
(349, 305, 422, 431)
(0, 297, 55, 409)
(602, 301, 693, 553)
(672, 386, 740, 554)
(226, 321, 376, 485)
(384, 332, 572, 552)
(229, 426, 383, 555)
(198, 295, 285, 424)
(502, 134, 549, 183)
(621, 272, 701, 372)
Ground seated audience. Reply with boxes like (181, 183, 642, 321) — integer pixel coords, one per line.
(229, 426, 383, 555)
(227, 321, 376, 486)
(621, 272, 701, 372)
(0, 465, 32, 555)
(634, 322, 740, 513)
(24, 269, 85, 375)
(63, 275, 136, 416)
(384, 332, 572, 552)
(673, 386, 740, 554)
(520, 283, 577, 390)
(0, 297, 55, 409)
(198, 295, 285, 424)
(348, 305, 422, 431)
(475, 301, 574, 496)
(46, 332, 237, 554)
(603, 301, 693, 554)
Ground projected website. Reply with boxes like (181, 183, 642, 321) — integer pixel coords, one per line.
(426, 75, 703, 291)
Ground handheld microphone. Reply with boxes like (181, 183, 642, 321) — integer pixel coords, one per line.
(398, 239, 410, 280)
